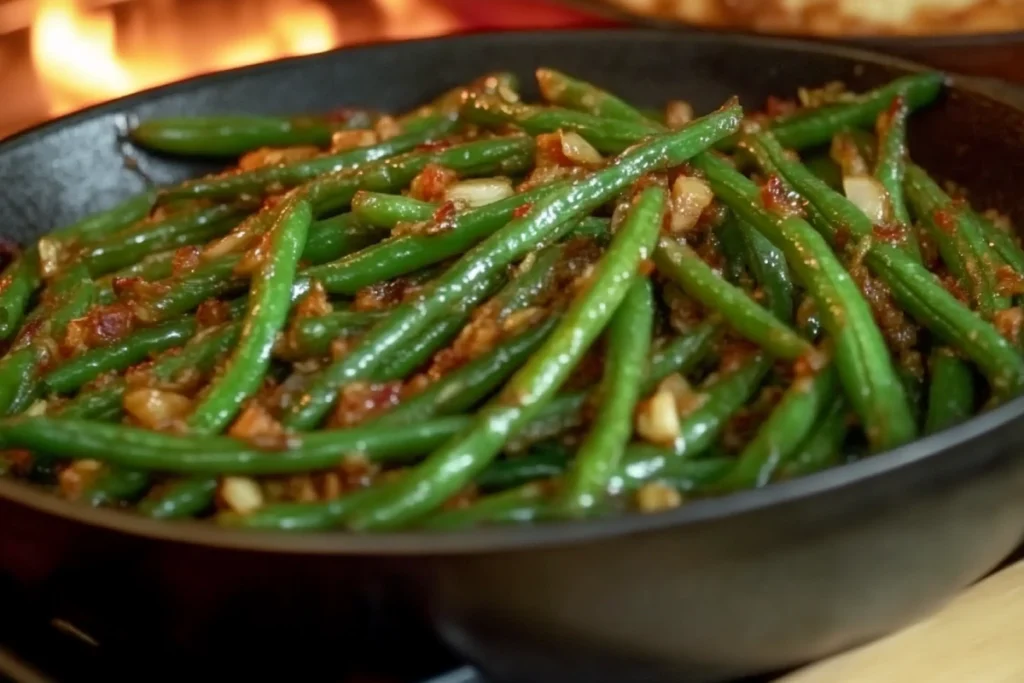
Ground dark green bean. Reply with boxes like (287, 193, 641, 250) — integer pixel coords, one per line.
(0, 414, 470, 474)
(750, 72, 944, 150)
(160, 115, 456, 201)
(717, 365, 838, 490)
(51, 190, 158, 241)
(535, 68, 655, 126)
(81, 467, 151, 506)
(874, 97, 915, 231)
(738, 219, 794, 321)
(924, 349, 975, 434)
(0, 249, 41, 341)
(285, 105, 742, 430)
(188, 197, 310, 434)
(696, 150, 917, 451)
(421, 483, 547, 530)
(558, 279, 653, 512)
(82, 203, 252, 276)
(345, 185, 666, 530)
(139, 478, 218, 518)
(305, 181, 568, 295)
(973, 212, 1024, 277)
(904, 163, 1008, 316)
(350, 191, 434, 228)
(131, 114, 376, 157)
(374, 318, 559, 427)
(780, 399, 848, 478)
(0, 348, 42, 415)
(750, 134, 1024, 397)
(288, 310, 387, 357)
(43, 319, 197, 395)
(303, 136, 536, 216)
(653, 237, 812, 360)
(462, 94, 660, 154)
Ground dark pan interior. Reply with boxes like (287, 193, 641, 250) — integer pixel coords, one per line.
(3, 30, 1024, 683)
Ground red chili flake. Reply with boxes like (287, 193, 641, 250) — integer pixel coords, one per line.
(332, 381, 404, 427)
(196, 299, 232, 328)
(171, 246, 201, 276)
(513, 202, 534, 219)
(764, 96, 797, 118)
(872, 222, 907, 244)
(940, 275, 970, 304)
(932, 209, 958, 235)
(996, 265, 1024, 297)
(535, 132, 573, 168)
(759, 175, 802, 217)
(834, 226, 852, 251)
(111, 276, 144, 298)
(409, 164, 458, 202)
(637, 259, 655, 276)
(994, 307, 1024, 345)
(718, 340, 760, 374)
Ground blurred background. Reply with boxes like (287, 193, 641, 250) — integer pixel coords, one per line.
(1, 0, 1022, 138)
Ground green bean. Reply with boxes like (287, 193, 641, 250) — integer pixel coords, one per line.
(97, 250, 177, 301)
(222, 486, 385, 531)
(610, 447, 734, 493)
(717, 365, 838, 490)
(0, 348, 42, 415)
(558, 279, 653, 513)
(749, 134, 1024, 397)
(874, 97, 914, 231)
(188, 197, 310, 434)
(43, 319, 197, 395)
(58, 322, 244, 419)
(136, 213, 381, 323)
(781, 399, 848, 478)
(646, 322, 719, 387)
(476, 444, 572, 492)
(0, 415, 470, 474)
(535, 68, 654, 126)
(81, 467, 151, 506)
(803, 154, 843, 191)
(160, 115, 457, 202)
(305, 182, 569, 294)
(462, 94, 660, 154)
(697, 150, 917, 451)
(303, 136, 536, 216)
(898, 366, 925, 427)
(421, 483, 548, 530)
(82, 203, 252, 276)
(738, 219, 794, 321)
(399, 72, 519, 124)
(13, 263, 93, 349)
(375, 318, 559, 428)
(139, 478, 218, 518)
(345, 185, 665, 530)
(288, 310, 388, 356)
(130, 114, 376, 157)
(371, 310, 470, 382)
(924, 349, 975, 434)
(350, 191, 435, 228)
(973, 212, 1024, 277)
(51, 190, 158, 241)
(752, 72, 945, 150)
(0, 249, 41, 341)
(905, 163, 1008, 316)
(667, 352, 772, 458)
(653, 238, 812, 360)
(285, 105, 742, 430)
(716, 216, 751, 284)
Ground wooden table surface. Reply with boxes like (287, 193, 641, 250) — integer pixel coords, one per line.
(781, 558, 1024, 681)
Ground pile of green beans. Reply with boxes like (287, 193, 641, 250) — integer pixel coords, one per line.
(0, 67, 1019, 532)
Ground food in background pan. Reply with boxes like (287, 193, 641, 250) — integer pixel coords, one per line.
(1, 67, 1022, 532)
(603, 0, 1024, 35)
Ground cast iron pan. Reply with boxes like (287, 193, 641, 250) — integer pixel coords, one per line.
(2, 29, 1024, 683)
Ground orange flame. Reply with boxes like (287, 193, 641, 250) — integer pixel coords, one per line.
(28, 0, 459, 118)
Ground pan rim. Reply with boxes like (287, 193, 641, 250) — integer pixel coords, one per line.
(2, 27, 1022, 555)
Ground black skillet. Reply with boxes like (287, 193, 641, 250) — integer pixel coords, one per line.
(3, 29, 1024, 683)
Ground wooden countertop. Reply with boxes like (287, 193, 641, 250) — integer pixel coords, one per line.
(781, 559, 1024, 682)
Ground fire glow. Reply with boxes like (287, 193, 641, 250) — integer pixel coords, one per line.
(29, 0, 461, 118)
